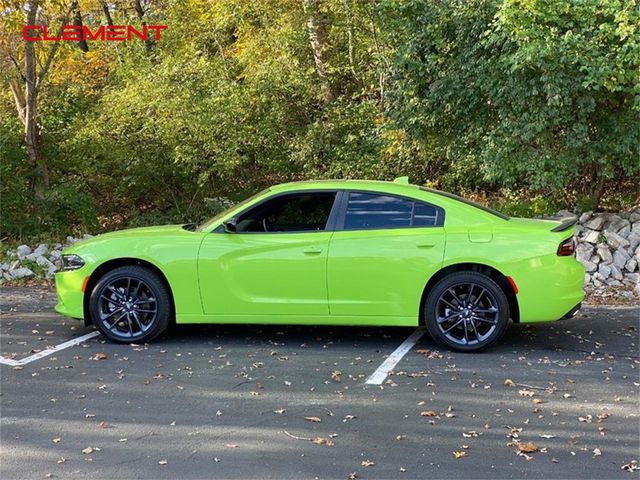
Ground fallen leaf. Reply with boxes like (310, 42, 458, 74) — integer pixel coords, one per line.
(348, 473, 358, 480)
(158, 459, 168, 465)
(420, 410, 437, 417)
(621, 460, 638, 472)
(81, 447, 94, 455)
(225, 444, 238, 449)
(532, 398, 546, 404)
(52, 438, 61, 444)
(519, 389, 535, 397)
(361, 460, 375, 467)
(305, 416, 322, 423)
(311, 437, 335, 446)
(331, 370, 342, 383)
(453, 451, 467, 459)
(92, 352, 108, 360)
(593, 448, 602, 457)
(273, 408, 286, 415)
(517, 442, 539, 453)
(539, 434, 556, 439)
(504, 379, 515, 387)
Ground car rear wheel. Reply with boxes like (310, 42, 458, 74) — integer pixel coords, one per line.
(89, 266, 172, 343)
(424, 271, 510, 352)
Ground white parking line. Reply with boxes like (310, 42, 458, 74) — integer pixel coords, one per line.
(0, 330, 100, 367)
(365, 327, 427, 385)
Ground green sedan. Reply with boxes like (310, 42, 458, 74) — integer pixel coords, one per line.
(54, 178, 585, 352)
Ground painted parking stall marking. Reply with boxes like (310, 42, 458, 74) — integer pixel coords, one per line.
(0, 330, 100, 366)
(365, 327, 427, 385)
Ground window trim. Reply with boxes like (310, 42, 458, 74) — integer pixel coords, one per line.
(336, 190, 445, 231)
(214, 189, 343, 234)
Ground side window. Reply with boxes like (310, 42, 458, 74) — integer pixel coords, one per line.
(344, 192, 413, 229)
(236, 192, 336, 233)
(413, 202, 439, 226)
(343, 192, 441, 230)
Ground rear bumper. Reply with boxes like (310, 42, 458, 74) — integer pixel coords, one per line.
(515, 256, 585, 323)
(559, 302, 582, 320)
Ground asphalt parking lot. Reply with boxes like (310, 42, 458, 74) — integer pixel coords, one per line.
(1, 287, 638, 479)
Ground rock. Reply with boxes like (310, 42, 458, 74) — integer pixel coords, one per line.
(66, 236, 78, 245)
(2, 271, 13, 281)
(606, 278, 622, 287)
(612, 250, 630, 269)
(632, 222, 640, 235)
(578, 211, 592, 224)
(634, 282, 640, 298)
(48, 263, 58, 276)
(35, 256, 54, 268)
(604, 215, 629, 233)
(582, 260, 597, 273)
(630, 212, 640, 223)
(585, 215, 605, 230)
(16, 245, 32, 259)
(610, 264, 623, 281)
(618, 225, 631, 238)
(26, 244, 48, 261)
(590, 254, 601, 265)
(49, 250, 62, 261)
(10, 267, 34, 279)
(626, 273, 640, 284)
(596, 244, 613, 263)
(605, 231, 629, 249)
(576, 243, 594, 263)
(628, 232, 640, 251)
(597, 263, 612, 279)
(626, 258, 638, 272)
(582, 229, 600, 244)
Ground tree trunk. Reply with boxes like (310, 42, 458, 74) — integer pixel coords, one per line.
(133, 0, 154, 52)
(73, 5, 89, 52)
(302, 0, 333, 103)
(100, 0, 114, 26)
(590, 171, 606, 212)
(24, 0, 49, 200)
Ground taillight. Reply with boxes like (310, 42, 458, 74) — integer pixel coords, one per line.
(557, 237, 576, 256)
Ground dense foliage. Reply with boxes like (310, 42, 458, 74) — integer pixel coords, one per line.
(1, 0, 638, 240)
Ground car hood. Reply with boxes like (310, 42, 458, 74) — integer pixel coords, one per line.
(64, 225, 192, 253)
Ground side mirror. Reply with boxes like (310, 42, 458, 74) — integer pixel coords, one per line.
(223, 217, 238, 233)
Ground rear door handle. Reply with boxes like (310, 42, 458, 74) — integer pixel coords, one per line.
(303, 248, 323, 254)
(416, 241, 436, 248)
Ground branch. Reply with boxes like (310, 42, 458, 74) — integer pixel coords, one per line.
(9, 79, 27, 126)
(8, 54, 26, 82)
(36, 1, 75, 86)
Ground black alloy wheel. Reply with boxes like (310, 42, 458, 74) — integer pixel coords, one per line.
(424, 271, 510, 352)
(89, 266, 172, 343)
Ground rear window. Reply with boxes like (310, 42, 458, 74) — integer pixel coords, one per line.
(419, 187, 510, 220)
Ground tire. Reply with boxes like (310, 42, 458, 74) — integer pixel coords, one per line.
(424, 271, 510, 352)
(89, 266, 172, 343)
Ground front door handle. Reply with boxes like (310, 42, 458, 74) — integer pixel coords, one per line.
(416, 241, 436, 248)
(303, 247, 323, 254)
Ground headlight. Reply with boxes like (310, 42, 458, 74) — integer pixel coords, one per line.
(59, 254, 85, 271)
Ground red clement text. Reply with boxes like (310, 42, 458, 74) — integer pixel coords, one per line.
(23, 25, 168, 42)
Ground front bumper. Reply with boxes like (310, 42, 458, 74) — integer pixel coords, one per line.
(54, 269, 88, 320)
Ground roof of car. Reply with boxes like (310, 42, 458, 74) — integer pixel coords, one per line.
(271, 179, 420, 192)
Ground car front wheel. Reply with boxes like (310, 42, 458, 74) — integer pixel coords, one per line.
(424, 271, 510, 352)
(89, 266, 172, 343)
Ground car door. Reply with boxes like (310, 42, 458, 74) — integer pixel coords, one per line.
(198, 190, 339, 316)
(327, 190, 446, 319)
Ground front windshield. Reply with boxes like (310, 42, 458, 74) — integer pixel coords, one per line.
(196, 188, 270, 231)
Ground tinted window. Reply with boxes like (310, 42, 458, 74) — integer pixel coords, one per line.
(237, 192, 336, 233)
(343, 192, 440, 230)
(413, 202, 438, 226)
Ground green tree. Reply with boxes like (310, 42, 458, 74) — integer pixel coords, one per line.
(384, 0, 640, 209)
